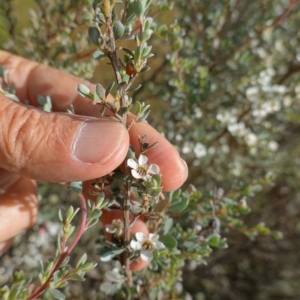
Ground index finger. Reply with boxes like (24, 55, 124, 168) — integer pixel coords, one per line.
(0, 51, 188, 191)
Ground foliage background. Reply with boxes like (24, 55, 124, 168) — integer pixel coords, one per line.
(1, 0, 300, 299)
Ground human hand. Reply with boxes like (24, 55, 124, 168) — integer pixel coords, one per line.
(0, 51, 188, 268)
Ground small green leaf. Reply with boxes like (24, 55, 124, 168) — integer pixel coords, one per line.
(169, 197, 189, 213)
(78, 84, 91, 97)
(91, 209, 102, 219)
(206, 234, 221, 247)
(107, 102, 117, 112)
(143, 53, 154, 59)
(142, 45, 152, 57)
(163, 217, 173, 235)
(117, 81, 127, 92)
(117, 107, 128, 116)
(100, 248, 125, 262)
(217, 239, 228, 249)
(87, 218, 99, 229)
(121, 47, 134, 57)
(92, 50, 105, 59)
(128, 84, 142, 92)
(160, 234, 177, 249)
(66, 206, 74, 221)
(113, 20, 125, 40)
(78, 262, 97, 272)
(88, 27, 100, 45)
(93, 90, 100, 104)
(105, 82, 115, 97)
(152, 173, 162, 186)
(132, 1, 144, 17)
(70, 181, 82, 193)
(136, 109, 150, 122)
(170, 189, 181, 200)
(125, 4, 136, 23)
(96, 83, 105, 99)
(131, 101, 142, 115)
(70, 274, 85, 281)
(49, 289, 66, 300)
(141, 29, 153, 42)
(100, 282, 121, 296)
(139, 66, 151, 73)
(58, 209, 63, 222)
(143, 17, 153, 30)
(76, 253, 87, 268)
(134, 46, 142, 64)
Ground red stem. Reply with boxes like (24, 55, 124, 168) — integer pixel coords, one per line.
(27, 194, 87, 300)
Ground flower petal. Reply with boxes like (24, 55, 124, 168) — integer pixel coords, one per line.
(105, 227, 117, 233)
(148, 164, 160, 175)
(131, 169, 143, 179)
(141, 250, 153, 261)
(130, 240, 141, 250)
(127, 158, 138, 169)
(138, 154, 148, 165)
(149, 233, 159, 241)
(153, 241, 165, 250)
(135, 232, 146, 242)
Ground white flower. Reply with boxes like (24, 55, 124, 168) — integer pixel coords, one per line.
(283, 96, 292, 107)
(245, 132, 258, 147)
(268, 141, 279, 152)
(130, 232, 165, 262)
(216, 111, 237, 125)
(228, 122, 247, 137)
(182, 142, 193, 154)
(127, 155, 160, 181)
(193, 142, 207, 158)
(105, 219, 123, 236)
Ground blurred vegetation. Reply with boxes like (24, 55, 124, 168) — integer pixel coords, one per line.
(1, 0, 300, 299)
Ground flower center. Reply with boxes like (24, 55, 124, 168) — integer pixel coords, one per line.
(137, 165, 148, 176)
(142, 240, 154, 250)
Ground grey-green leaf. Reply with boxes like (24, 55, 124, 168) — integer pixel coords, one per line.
(92, 50, 105, 59)
(132, 1, 144, 18)
(113, 21, 125, 40)
(159, 234, 177, 249)
(206, 234, 221, 247)
(100, 248, 125, 262)
(169, 197, 189, 213)
(49, 289, 66, 300)
(70, 181, 82, 193)
(78, 84, 91, 97)
(105, 82, 115, 98)
(88, 27, 100, 45)
(96, 83, 105, 100)
(76, 253, 87, 268)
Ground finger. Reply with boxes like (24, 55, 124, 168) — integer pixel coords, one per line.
(0, 50, 99, 116)
(129, 121, 188, 192)
(0, 238, 13, 253)
(100, 210, 149, 270)
(0, 176, 38, 243)
(0, 94, 129, 182)
(0, 51, 187, 187)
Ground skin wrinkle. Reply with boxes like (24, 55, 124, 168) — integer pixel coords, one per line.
(6, 104, 43, 171)
(22, 113, 49, 170)
(0, 101, 23, 169)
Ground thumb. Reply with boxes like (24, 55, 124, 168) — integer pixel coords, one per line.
(0, 94, 129, 182)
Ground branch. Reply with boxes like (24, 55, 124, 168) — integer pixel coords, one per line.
(28, 194, 87, 300)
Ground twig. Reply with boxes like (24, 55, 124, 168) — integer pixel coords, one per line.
(28, 194, 87, 300)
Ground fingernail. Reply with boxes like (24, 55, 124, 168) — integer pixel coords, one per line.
(73, 119, 127, 164)
(180, 158, 189, 175)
